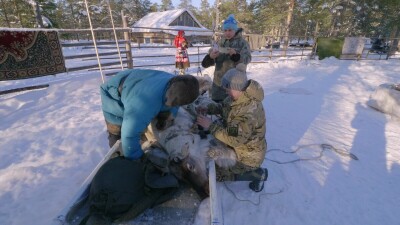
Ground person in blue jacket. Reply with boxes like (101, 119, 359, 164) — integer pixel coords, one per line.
(100, 69, 200, 160)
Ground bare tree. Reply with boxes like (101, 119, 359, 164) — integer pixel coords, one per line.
(283, 0, 295, 56)
(32, 0, 44, 27)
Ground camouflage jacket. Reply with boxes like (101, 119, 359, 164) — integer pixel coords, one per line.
(207, 80, 266, 168)
(211, 28, 252, 101)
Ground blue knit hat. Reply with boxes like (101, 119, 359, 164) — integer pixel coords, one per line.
(223, 14, 238, 31)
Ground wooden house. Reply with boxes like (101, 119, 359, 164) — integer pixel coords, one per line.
(132, 9, 213, 45)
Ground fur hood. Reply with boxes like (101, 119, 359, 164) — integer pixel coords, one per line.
(234, 28, 244, 37)
(244, 79, 264, 102)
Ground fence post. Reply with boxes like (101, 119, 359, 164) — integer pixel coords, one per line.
(386, 25, 399, 60)
(122, 10, 133, 68)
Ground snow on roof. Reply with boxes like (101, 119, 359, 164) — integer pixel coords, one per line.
(132, 9, 213, 36)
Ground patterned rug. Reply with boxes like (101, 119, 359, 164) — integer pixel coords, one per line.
(0, 30, 66, 81)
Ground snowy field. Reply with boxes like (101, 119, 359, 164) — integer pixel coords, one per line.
(0, 45, 399, 225)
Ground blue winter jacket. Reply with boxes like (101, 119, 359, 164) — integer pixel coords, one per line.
(100, 69, 178, 160)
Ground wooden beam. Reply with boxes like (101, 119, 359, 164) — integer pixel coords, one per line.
(66, 60, 130, 72)
(209, 160, 223, 225)
(64, 51, 129, 60)
(61, 41, 128, 47)
(0, 84, 49, 95)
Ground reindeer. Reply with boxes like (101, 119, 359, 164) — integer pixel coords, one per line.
(141, 76, 237, 199)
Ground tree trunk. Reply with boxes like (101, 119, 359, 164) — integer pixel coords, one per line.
(33, 0, 44, 27)
(13, 0, 24, 27)
(215, 0, 220, 30)
(283, 0, 295, 56)
(1, 0, 11, 27)
(122, 10, 133, 69)
(314, 22, 319, 40)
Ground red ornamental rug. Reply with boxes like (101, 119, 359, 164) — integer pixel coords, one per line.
(0, 30, 66, 81)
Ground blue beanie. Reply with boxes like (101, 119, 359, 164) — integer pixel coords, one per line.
(223, 14, 238, 31)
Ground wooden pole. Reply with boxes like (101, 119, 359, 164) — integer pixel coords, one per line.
(122, 10, 133, 69)
(107, 0, 124, 70)
(83, 0, 105, 83)
(283, 0, 295, 57)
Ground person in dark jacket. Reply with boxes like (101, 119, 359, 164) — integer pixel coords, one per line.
(202, 14, 251, 102)
(100, 69, 199, 160)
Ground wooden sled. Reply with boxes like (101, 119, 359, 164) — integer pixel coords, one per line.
(54, 141, 220, 225)
(55, 107, 227, 224)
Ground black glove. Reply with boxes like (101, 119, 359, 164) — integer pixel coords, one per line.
(155, 111, 171, 130)
(230, 53, 241, 62)
(201, 54, 215, 68)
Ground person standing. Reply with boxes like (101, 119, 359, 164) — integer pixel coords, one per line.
(174, 30, 190, 75)
(100, 69, 199, 160)
(202, 14, 251, 102)
(196, 68, 268, 192)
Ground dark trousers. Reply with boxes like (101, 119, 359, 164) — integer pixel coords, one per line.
(108, 132, 121, 148)
(105, 121, 121, 148)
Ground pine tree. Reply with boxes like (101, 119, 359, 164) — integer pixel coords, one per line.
(160, 0, 174, 11)
(195, 0, 213, 29)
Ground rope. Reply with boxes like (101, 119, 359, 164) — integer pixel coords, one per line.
(219, 143, 358, 207)
(265, 143, 358, 164)
(83, 0, 105, 83)
(106, 0, 124, 70)
(222, 182, 284, 206)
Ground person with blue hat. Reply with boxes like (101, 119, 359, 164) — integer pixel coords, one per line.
(201, 14, 252, 102)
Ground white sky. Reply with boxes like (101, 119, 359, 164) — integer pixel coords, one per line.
(0, 44, 400, 225)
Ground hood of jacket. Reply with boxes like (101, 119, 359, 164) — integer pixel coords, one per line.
(234, 28, 244, 37)
(243, 79, 264, 102)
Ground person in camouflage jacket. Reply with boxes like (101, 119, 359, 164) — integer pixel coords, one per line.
(201, 14, 252, 102)
(196, 68, 268, 192)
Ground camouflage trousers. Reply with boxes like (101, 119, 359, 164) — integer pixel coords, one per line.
(215, 162, 260, 182)
(105, 120, 149, 149)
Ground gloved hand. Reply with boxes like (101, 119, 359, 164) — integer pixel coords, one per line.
(201, 54, 215, 68)
(155, 111, 173, 130)
(230, 53, 241, 62)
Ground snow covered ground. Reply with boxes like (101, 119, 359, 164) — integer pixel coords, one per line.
(0, 47, 399, 225)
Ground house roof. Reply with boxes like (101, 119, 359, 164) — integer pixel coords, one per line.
(132, 9, 213, 36)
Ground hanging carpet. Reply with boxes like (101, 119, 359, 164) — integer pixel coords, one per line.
(0, 30, 66, 81)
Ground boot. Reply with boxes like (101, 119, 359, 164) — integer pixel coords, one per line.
(248, 168, 268, 192)
(233, 167, 268, 192)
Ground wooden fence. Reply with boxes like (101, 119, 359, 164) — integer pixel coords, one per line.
(57, 28, 400, 75)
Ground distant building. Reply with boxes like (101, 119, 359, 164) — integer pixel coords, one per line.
(132, 9, 213, 45)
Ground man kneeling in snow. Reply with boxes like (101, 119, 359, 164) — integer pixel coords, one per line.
(196, 68, 268, 192)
